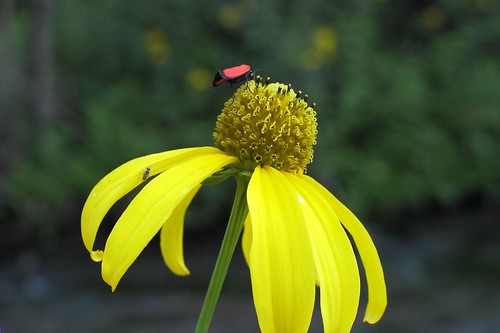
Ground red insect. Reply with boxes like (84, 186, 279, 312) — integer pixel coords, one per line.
(213, 64, 254, 87)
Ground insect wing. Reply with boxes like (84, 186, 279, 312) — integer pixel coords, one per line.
(213, 71, 226, 86)
(222, 64, 251, 80)
(213, 64, 252, 87)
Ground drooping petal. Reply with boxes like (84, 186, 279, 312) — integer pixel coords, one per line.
(301, 175, 387, 324)
(241, 213, 252, 267)
(160, 184, 201, 276)
(81, 146, 229, 259)
(101, 151, 237, 291)
(285, 173, 360, 333)
(247, 166, 316, 333)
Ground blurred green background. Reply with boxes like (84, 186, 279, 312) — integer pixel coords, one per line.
(1, 0, 499, 332)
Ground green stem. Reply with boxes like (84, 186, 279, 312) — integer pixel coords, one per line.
(195, 175, 250, 333)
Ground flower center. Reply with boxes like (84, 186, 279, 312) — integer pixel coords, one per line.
(213, 79, 317, 174)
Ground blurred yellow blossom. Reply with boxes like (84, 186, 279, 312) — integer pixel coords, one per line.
(218, 3, 246, 29)
(300, 26, 338, 70)
(186, 67, 212, 92)
(421, 6, 446, 31)
(144, 28, 169, 65)
(313, 26, 338, 56)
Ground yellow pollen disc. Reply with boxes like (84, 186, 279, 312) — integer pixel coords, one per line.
(213, 80, 318, 174)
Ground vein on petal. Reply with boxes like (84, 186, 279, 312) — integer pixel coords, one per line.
(287, 174, 360, 333)
(300, 175, 387, 324)
(160, 184, 201, 276)
(247, 166, 316, 333)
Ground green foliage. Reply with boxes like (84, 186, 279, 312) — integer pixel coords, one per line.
(311, 2, 500, 216)
(4, 0, 500, 245)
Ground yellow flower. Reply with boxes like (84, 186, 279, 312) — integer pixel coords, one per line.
(186, 67, 213, 92)
(81, 79, 386, 332)
(144, 28, 169, 65)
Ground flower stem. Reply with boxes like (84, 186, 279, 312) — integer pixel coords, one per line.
(195, 175, 249, 333)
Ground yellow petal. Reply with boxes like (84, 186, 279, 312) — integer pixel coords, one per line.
(285, 173, 360, 333)
(247, 166, 316, 333)
(301, 175, 387, 324)
(160, 184, 201, 276)
(90, 250, 104, 262)
(241, 213, 252, 267)
(101, 151, 237, 291)
(81, 147, 226, 255)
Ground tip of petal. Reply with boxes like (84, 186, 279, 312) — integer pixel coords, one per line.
(363, 302, 387, 324)
(362, 290, 387, 324)
(175, 269, 191, 277)
(363, 317, 381, 324)
(91, 250, 104, 262)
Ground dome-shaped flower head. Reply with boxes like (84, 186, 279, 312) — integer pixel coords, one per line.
(81, 78, 387, 333)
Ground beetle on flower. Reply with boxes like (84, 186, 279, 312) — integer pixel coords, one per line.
(212, 64, 254, 87)
(81, 75, 387, 333)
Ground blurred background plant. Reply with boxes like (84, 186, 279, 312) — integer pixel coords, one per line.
(0, 0, 499, 332)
